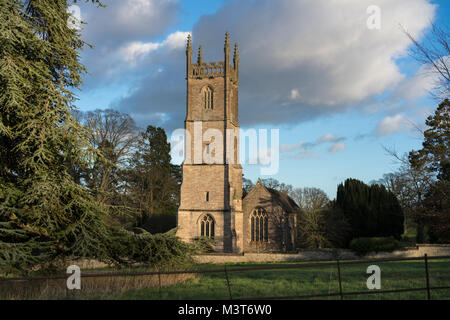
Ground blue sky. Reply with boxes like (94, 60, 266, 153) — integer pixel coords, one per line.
(74, 0, 449, 198)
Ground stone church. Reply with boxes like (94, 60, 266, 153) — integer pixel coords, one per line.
(176, 33, 298, 253)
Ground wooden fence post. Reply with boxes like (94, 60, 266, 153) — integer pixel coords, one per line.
(337, 259, 344, 300)
(158, 270, 162, 299)
(424, 254, 431, 300)
(224, 265, 233, 300)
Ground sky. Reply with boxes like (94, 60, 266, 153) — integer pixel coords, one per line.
(73, 0, 450, 198)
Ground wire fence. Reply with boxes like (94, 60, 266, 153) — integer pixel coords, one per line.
(1, 254, 449, 300)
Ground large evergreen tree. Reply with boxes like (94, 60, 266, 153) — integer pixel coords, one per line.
(126, 126, 181, 233)
(410, 99, 449, 179)
(335, 179, 404, 244)
(0, 0, 110, 271)
(411, 99, 449, 243)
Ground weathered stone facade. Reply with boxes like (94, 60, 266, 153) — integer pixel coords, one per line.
(176, 33, 297, 253)
(243, 180, 298, 252)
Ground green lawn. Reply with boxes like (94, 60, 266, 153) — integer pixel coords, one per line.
(107, 259, 450, 300)
(3, 259, 449, 300)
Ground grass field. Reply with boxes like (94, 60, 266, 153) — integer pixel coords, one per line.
(96, 258, 450, 300)
(2, 258, 449, 300)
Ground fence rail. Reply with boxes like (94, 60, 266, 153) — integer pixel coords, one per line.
(1, 254, 450, 300)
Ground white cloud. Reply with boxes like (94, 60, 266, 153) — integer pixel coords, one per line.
(80, 0, 178, 43)
(328, 142, 346, 153)
(162, 31, 191, 50)
(317, 134, 343, 143)
(108, 0, 435, 129)
(119, 31, 190, 65)
(117, 0, 160, 22)
(391, 64, 437, 101)
(289, 150, 320, 159)
(375, 114, 413, 136)
(280, 133, 346, 158)
(120, 42, 160, 64)
(280, 142, 306, 153)
(76, 0, 179, 87)
(192, 0, 435, 109)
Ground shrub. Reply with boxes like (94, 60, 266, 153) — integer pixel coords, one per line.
(192, 237, 216, 253)
(349, 237, 401, 256)
(105, 228, 194, 269)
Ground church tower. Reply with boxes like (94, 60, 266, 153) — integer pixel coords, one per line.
(176, 33, 243, 253)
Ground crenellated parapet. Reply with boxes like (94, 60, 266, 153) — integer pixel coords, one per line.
(192, 61, 225, 77)
(190, 61, 238, 82)
(186, 32, 239, 83)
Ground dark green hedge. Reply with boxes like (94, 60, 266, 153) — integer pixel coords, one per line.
(335, 179, 404, 245)
(349, 237, 401, 256)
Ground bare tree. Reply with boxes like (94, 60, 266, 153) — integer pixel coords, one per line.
(81, 109, 139, 203)
(290, 188, 303, 209)
(293, 187, 329, 213)
(260, 178, 294, 196)
(403, 23, 450, 100)
(294, 187, 331, 249)
(261, 178, 281, 190)
(298, 209, 329, 249)
(84, 109, 139, 162)
(242, 177, 254, 196)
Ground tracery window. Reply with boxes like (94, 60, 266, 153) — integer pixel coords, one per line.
(251, 208, 268, 242)
(203, 86, 213, 110)
(200, 214, 215, 238)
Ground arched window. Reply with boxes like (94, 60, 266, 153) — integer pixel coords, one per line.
(200, 214, 215, 238)
(251, 208, 268, 242)
(203, 86, 213, 110)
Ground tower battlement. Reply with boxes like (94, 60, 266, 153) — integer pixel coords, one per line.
(192, 61, 226, 78)
(186, 33, 239, 83)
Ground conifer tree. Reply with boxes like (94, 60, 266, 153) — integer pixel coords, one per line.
(0, 0, 109, 271)
(126, 126, 181, 232)
(411, 99, 449, 242)
(335, 179, 404, 244)
(410, 99, 449, 179)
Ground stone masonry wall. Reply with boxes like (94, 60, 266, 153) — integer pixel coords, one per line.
(193, 245, 450, 264)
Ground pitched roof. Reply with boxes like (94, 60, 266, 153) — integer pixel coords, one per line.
(266, 187, 300, 213)
(243, 179, 300, 213)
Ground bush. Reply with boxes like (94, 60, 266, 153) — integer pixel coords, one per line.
(105, 228, 194, 269)
(349, 237, 401, 256)
(192, 237, 216, 253)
